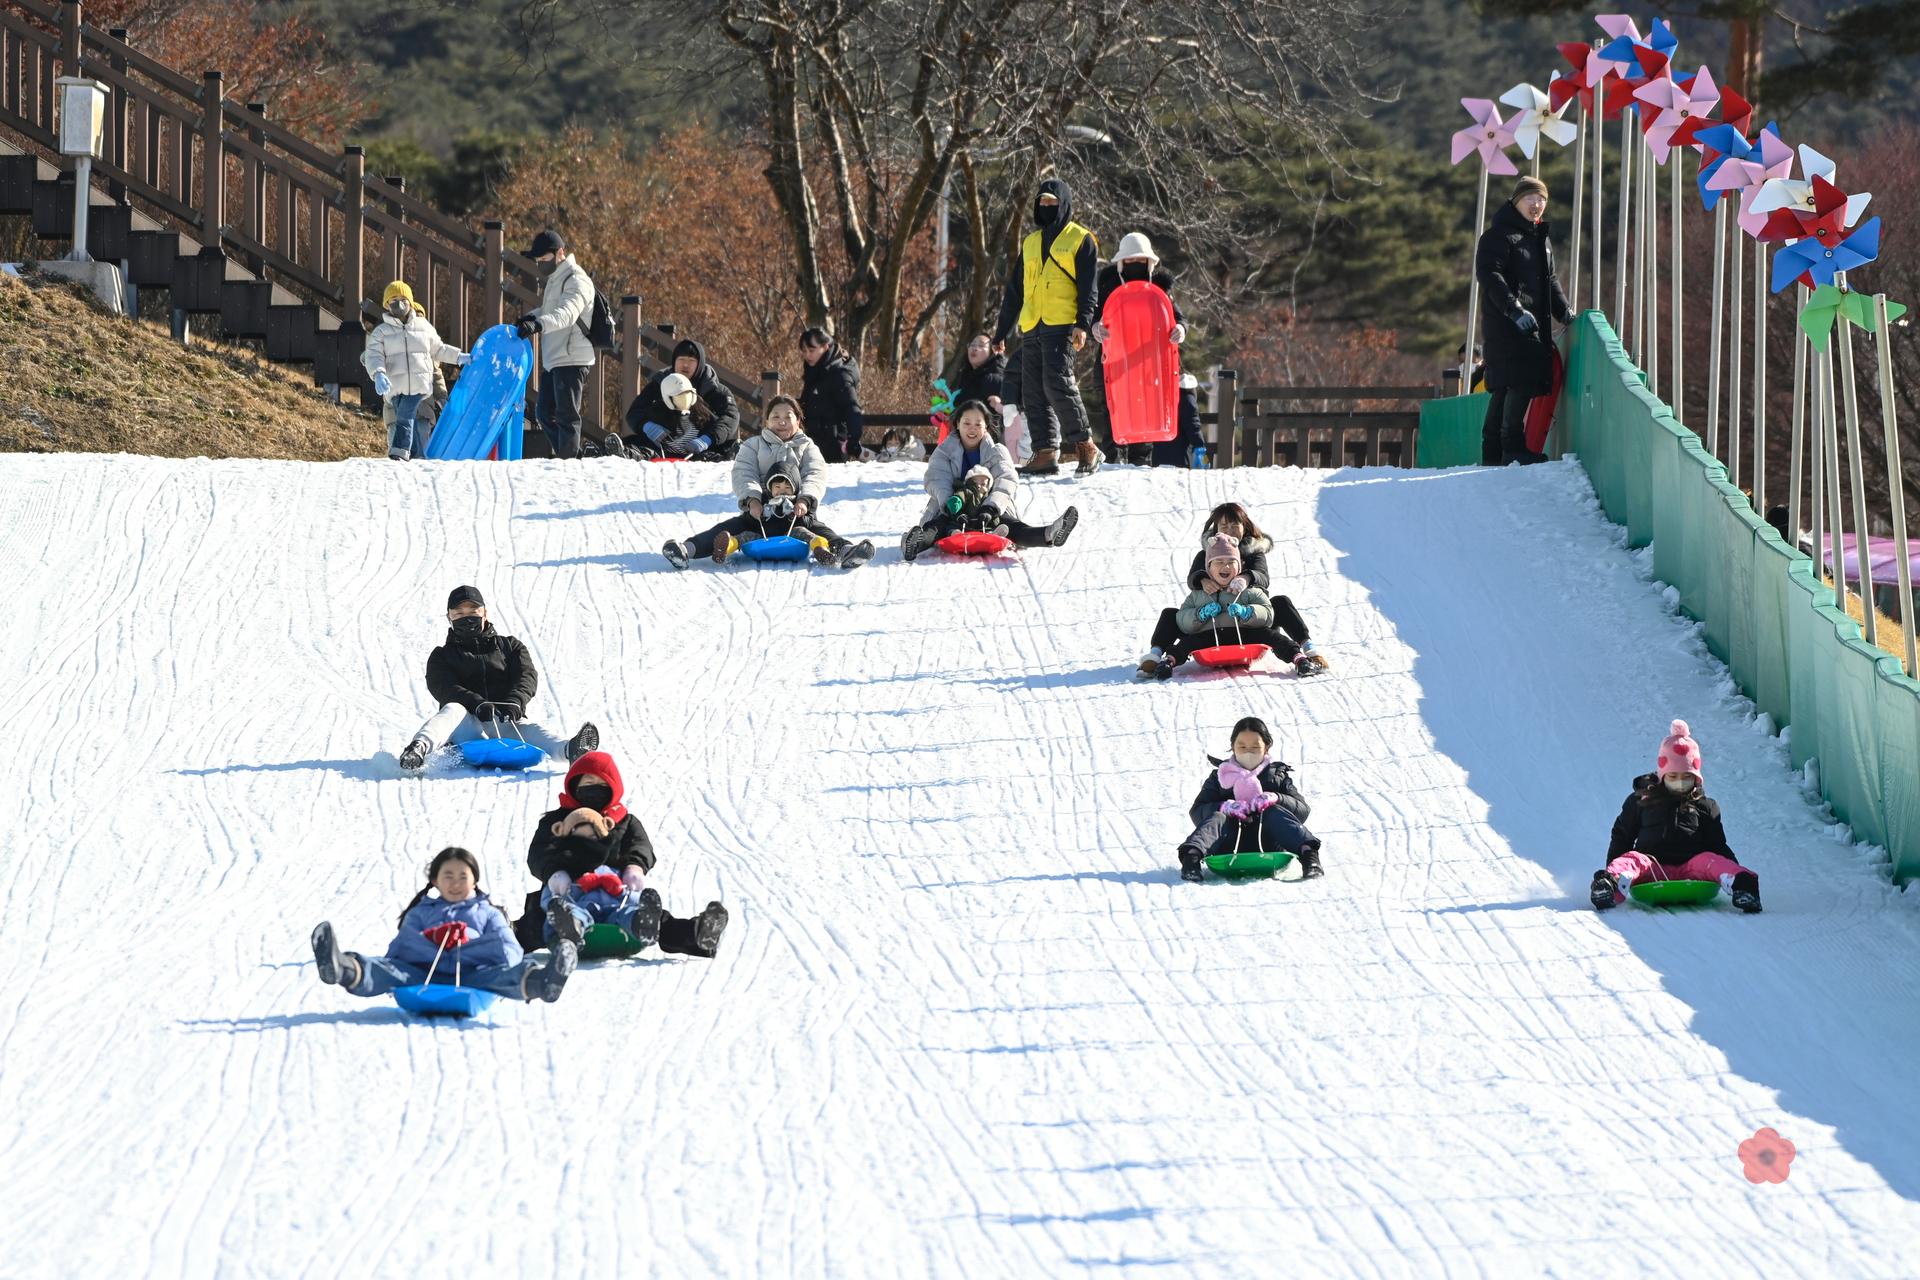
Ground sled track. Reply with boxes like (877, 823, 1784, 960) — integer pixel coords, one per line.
(3, 454, 1920, 1277)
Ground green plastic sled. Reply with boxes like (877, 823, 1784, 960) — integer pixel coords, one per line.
(580, 922, 646, 958)
(1629, 879, 1721, 907)
(1204, 849, 1295, 879)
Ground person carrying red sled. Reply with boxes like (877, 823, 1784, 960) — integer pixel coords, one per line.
(1591, 720, 1762, 913)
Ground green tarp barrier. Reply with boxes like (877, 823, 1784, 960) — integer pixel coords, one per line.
(1416, 393, 1488, 469)
(1561, 311, 1920, 881)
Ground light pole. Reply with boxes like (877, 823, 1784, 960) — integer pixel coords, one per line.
(55, 76, 109, 262)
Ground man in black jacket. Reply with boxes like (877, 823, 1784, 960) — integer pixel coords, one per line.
(798, 327, 866, 462)
(624, 338, 740, 460)
(1476, 177, 1572, 466)
(398, 585, 599, 771)
(994, 178, 1100, 476)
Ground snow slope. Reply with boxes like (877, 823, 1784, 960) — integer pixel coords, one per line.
(3, 453, 1920, 1278)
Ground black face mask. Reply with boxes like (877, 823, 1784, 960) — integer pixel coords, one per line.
(1120, 262, 1150, 282)
(1035, 202, 1060, 228)
(572, 784, 614, 811)
(449, 615, 486, 638)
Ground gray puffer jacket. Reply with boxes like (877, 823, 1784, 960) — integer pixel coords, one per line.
(530, 255, 596, 371)
(732, 429, 828, 507)
(920, 433, 1019, 523)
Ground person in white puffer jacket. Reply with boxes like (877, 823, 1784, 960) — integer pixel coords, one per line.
(361, 281, 468, 460)
(512, 228, 598, 459)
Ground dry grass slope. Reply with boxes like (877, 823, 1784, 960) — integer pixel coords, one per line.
(0, 270, 382, 460)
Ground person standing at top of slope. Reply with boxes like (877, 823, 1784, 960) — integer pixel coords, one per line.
(1475, 177, 1572, 467)
(1591, 721, 1762, 913)
(397, 585, 598, 772)
(311, 847, 578, 1004)
(512, 229, 597, 459)
(511, 750, 732, 960)
(993, 178, 1101, 478)
(798, 327, 867, 463)
(624, 338, 740, 461)
(950, 333, 1007, 417)
(900, 400, 1079, 562)
(362, 281, 468, 461)
(1177, 717, 1323, 883)
(1091, 233, 1194, 467)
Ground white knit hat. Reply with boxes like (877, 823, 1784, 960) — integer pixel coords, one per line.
(1113, 232, 1158, 266)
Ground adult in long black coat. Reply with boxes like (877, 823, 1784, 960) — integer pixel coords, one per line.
(951, 334, 1007, 411)
(1476, 176, 1572, 466)
(798, 327, 866, 462)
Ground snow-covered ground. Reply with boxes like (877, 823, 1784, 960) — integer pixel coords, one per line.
(3, 453, 1920, 1278)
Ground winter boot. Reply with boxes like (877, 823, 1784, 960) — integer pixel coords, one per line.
(545, 895, 586, 948)
(529, 939, 578, 1002)
(1730, 871, 1763, 914)
(839, 539, 876, 570)
(902, 524, 941, 563)
(712, 532, 739, 565)
(1178, 847, 1206, 883)
(311, 922, 353, 987)
(1136, 649, 1167, 680)
(1044, 506, 1080, 548)
(809, 535, 838, 566)
(566, 722, 599, 763)
(1296, 842, 1324, 880)
(693, 901, 730, 957)
(1019, 448, 1060, 477)
(626, 888, 663, 948)
(399, 736, 432, 772)
(1590, 869, 1620, 911)
(1074, 440, 1103, 476)
(662, 539, 691, 570)
(1294, 640, 1330, 674)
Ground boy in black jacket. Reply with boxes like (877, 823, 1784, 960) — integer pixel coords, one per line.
(399, 585, 598, 771)
(1177, 716, 1323, 882)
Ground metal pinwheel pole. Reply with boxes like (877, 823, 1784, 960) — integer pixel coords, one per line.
(1463, 163, 1490, 392)
(1822, 335, 1848, 612)
(1809, 341, 1829, 592)
(1728, 217, 1745, 487)
(1615, 113, 1633, 331)
(1669, 152, 1683, 417)
(1834, 273, 1878, 647)
(1643, 133, 1658, 392)
(1873, 293, 1917, 674)
(1591, 96, 1604, 312)
(1752, 239, 1768, 510)
(1706, 200, 1727, 453)
(1788, 283, 1809, 545)
(1569, 110, 1586, 313)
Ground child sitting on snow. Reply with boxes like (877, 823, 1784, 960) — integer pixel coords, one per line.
(1177, 716, 1322, 882)
(874, 428, 926, 462)
(933, 465, 1008, 535)
(1592, 720, 1761, 913)
(514, 751, 732, 958)
(1138, 536, 1318, 679)
(310, 847, 576, 1003)
(901, 400, 1077, 561)
(399, 585, 598, 771)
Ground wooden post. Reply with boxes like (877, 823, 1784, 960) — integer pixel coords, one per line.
(107, 29, 127, 204)
(1214, 369, 1237, 465)
(381, 175, 404, 294)
(243, 102, 264, 273)
(59, 2, 80, 74)
(759, 371, 780, 422)
(341, 145, 365, 320)
(482, 220, 504, 327)
(198, 70, 224, 249)
(621, 295, 643, 406)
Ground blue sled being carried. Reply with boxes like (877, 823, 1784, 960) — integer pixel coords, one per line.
(425, 325, 532, 460)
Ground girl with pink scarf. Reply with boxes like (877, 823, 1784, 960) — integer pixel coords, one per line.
(1177, 716, 1323, 882)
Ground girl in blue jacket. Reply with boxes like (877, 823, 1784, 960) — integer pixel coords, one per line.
(311, 847, 577, 1003)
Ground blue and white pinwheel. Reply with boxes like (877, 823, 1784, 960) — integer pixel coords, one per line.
(1770, 217, 1881, 293)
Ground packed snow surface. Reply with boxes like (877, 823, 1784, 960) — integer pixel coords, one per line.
(4, 453, 1920, 1278)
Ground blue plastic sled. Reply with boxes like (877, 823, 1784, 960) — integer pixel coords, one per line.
(743, 535, 811, 562)
(393, 984, 498, 1018)
(457, 737, 545, 770)
(425, 325, 532, 460)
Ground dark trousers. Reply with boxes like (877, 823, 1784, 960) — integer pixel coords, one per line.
(807, 424, 861, 464)
(514, 896, 716, 957)
(537, 364, 590, 458)
(921, 512, 1053, 549)
(1018, 324, 1090, 452)
(1480, 386, 1537, 466)
(689, 511, 847, 558)
(1154, 616, 1301, 663)
(1181, 807, 1316, 859)
(1148, 598, 1309, 654)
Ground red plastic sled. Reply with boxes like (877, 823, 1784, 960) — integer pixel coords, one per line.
(936, 531, 1013, 557)
(1101, 280, 1180, 446)
(1191, 643, 1271, 669)
(1524, 345, 1564, 454)
(646, 457, 688, 463)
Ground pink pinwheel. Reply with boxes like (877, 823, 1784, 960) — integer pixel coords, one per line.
(1595, 14, 1642, 42)
(1634, 66, 1719, 160)
(1499, 81, 1577, 158)
(1450, 98, 1518, 176)
(1708, 127, 1792, 237)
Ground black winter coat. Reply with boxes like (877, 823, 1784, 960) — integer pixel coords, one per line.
(1185, 531, 1273, 593)
(1606, 774, 1736, 863)
(952, 353, 1007, 406)
(1094, 264, 1186, 327)
(425, 624, 537, 715)
(1475, 201, 1572, 395)
(527, 807, 658, 881)
(800, 344, 866, 443)
(1188, 758, 1311, 828)
(625, 340, 740, 457)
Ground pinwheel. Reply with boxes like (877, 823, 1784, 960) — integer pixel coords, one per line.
(1705, 126, 1791, 235)
(1450, 98, 1518, 176)
(1552, 42, 1600, 114)
(1715, 85, 1754, 137)
(1634, 65, 1718, 161)
(1751, 146, 1872, 230)
(1751, 173, 1850, 244)
(1770, 216, 1881, 292)
(1695, 123, 1758, 208)
(1645, 17, 1680, 60)
(1797, 285, 1908, 352)
(1594, 14, 1642, 42)
(1499, 81, 1578, 158)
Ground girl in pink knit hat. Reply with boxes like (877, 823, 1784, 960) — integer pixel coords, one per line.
(1591, 720, 1761, 913)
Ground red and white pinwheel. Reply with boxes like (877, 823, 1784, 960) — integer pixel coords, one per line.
(1450, 98, 1518, 176)
(1633, 65, 1718, 162)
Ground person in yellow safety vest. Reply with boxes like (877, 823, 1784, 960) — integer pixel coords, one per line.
(992, 178, 1102, 478)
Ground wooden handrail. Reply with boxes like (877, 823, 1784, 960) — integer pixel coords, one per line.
(76, 18, 197, 99)
(8, 0, 57, 23)
(1240, 385, 1438, 400)
(363, 172, 483, 252)
(0, 8, 56, 50)
(361, 202, 486, 277)
(220, 98, 336, 175)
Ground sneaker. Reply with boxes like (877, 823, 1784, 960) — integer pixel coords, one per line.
(399, 736, 431, 771)
(311, 922, 347, 985)
(712, 533, 738, 565)
(1730, 872, 1762, 914)
(545, 896, 586, 947)
(902, 524, 940, 563)
(1296, 843, 1324, 879)
(388, 450, 409, 461)
(1178, 848, 1205, 882)
(626, 888, 663, 948)
(693, 901, 730, 957)
(839, 539, 876, 570)
(1590, 870, 1620, 911)
(566, 722, 599, 763)
(1045, 506, 1080, 548)
(531, 939, 578, 1002)
(663, 540, 691, 570)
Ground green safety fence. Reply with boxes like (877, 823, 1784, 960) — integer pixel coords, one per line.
(1560, 310, 1920, 882)
(1416, 392, 1488, 469)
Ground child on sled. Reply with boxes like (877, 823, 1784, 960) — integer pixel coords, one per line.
(1591, 720, 1762, 913)
(1177, 716, 1323, 882)
(1137, 536, 1319, 679)
(513, 752, 732, 958)
(311, 847, 576, 1003)
(900, 400, 1078, 561)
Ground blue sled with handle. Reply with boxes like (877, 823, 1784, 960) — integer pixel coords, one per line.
(426, 325, 532, 460)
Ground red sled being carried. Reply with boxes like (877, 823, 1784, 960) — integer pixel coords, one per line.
(1101, 280, 1181, 446)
